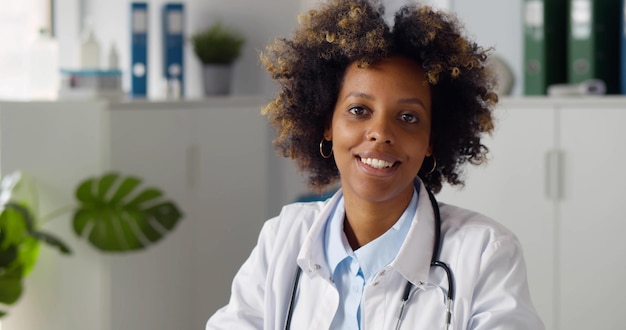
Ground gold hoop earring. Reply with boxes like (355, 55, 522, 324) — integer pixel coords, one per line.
(319, 139, 333, 159)
(425, 156, 437, 175)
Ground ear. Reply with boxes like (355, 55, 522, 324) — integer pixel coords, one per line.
(425, 144, 433, 157)
(323, 126, 332, 141)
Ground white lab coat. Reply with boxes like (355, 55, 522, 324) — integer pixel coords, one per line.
(206, 180, 544, 329)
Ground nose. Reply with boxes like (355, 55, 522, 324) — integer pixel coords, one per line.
(366, 115, 394, 144)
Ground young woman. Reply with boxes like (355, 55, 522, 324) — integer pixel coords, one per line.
(207, 1, 544, 329)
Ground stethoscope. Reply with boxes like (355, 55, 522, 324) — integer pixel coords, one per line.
(284, 189, 455, 330)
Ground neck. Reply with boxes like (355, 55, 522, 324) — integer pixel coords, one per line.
(342, 190, 413, 250)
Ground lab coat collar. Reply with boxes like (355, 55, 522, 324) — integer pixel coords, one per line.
(296, 178, 435, 286)
(390, 178, 436, 287)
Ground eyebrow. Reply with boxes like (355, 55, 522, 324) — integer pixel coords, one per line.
(344, 92, 426, 108)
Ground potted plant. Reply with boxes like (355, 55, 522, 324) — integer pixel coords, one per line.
(0, 171, 182, 316)
(191, 21, 245, 95)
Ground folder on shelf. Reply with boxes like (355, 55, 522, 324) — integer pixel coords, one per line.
(130, 2, 149, 98)
(523, 0, 568, 95)
(622, 0, 626, 94)
(162, 3, 185, 97)
(568, 0, 621, 94)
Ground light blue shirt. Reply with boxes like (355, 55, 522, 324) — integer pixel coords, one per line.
(324, 187, 418, 329)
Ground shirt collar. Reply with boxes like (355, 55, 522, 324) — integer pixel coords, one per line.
(324, 197, 353, 276)
(298, 178, 436, 286)
(324, 185, 419, 282)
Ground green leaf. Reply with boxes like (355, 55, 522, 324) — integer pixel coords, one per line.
(75, 178, 96, 204)
(0, 208, 28, 249)
(97, 173, 119, 202)
(0, 247, 17, 269)
(0, 264, 24, 305)
(16, 237, 40, 276)
(109, 176, 141, 205)
(73, 173, 183, 252)
(126, 188, 162, 208)
(145, 202, 182, 230)
(2, 204, 69, 258)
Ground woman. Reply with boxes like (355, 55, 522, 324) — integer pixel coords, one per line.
(207, 0, 544, 329)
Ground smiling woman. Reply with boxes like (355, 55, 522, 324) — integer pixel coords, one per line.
(206, 1, 544, 329)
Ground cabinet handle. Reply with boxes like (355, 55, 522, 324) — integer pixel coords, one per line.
(187, 144, 200, 189)
(545, 149, 563, 201)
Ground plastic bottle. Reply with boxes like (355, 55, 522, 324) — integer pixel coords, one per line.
(108, 43, 119, 69)
(81, 23, 101, 69)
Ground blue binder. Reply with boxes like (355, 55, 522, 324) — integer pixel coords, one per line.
(162, 3, 185, 96)
(130, 2, 148, 98)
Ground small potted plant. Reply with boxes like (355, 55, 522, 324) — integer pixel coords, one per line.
(191, 21, 245, 95)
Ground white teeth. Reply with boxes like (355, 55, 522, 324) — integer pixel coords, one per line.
(360, 157, 394, 169)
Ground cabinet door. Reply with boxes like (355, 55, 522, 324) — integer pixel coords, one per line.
(109, 109, 194, 330)
(437, 104, 556, 328)
(558, 107, 626, 330)
(189, 107, 271, 329)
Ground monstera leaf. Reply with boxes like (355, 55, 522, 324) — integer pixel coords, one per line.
(72, 173, 182, 252)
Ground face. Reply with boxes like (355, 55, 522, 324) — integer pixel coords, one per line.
(325, 55, 432, 205)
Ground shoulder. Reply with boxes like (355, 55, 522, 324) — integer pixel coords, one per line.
(438, 202, 519, 247)
(262, 200, 329, 238)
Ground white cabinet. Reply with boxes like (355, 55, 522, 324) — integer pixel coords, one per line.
(107, 98, 276, 330)
(557, 106, 626, 330)
(0, 97, 290, 330)
(438, 97, 626, 330)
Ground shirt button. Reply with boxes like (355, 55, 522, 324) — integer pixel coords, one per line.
(379, 270, 386, 276)
(372, 281, 380, 286)
(314, 264, 321, 270)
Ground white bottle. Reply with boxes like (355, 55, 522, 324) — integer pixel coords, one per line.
(81, 24, 101, 69)
(108, 43, 119, 70)
(27, 28, 60, 100)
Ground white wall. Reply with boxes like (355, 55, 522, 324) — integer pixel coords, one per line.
(450, 0, 523, 96)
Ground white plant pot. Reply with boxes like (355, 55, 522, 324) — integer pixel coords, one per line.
(202, 64, 232, 95)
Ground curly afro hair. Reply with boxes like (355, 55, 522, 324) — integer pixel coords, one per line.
(260, 0, 498, 193)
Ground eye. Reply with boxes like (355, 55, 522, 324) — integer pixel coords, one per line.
(399, 113, 419, 123)
(348, 106, 367, 116)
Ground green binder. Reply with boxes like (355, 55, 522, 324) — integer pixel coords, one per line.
(523, 0, 568, 95)
(568, 0, 621, 94)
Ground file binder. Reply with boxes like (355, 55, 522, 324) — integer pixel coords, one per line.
(622, 0, 626, 94)
(523, 0, 568, 95)
(162, 3, 185, 97)
(130, 2, 148, 97)
(568, 0, 621, 94)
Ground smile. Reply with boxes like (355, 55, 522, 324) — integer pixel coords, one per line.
(359, 157, 396, 169)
